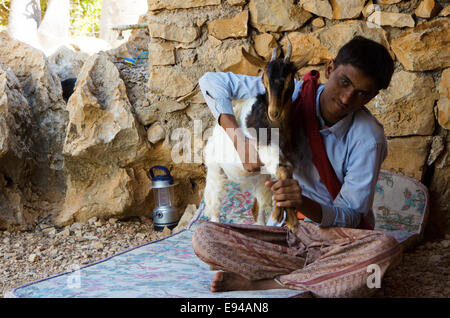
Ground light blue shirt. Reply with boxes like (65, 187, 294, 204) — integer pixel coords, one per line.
(198, 72, 387, 229)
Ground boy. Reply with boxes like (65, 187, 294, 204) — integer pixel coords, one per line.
(192, 36, 401, 297)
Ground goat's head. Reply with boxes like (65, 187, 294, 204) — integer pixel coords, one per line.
(242, 37, 311, 123)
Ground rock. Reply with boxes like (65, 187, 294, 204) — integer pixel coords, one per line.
(227, 0, 246, 5)
(381, 136, 432, 181)
(153, 99, 187, 114)
(60, 228, 71, 237)
(429, 255, 441, 263)
(438, 5, 450, 16)
(55, 53, 152, 225)
(391, 19, 450, 71)
(249, 0, 312, 32)
(161, 227, 172, 237)
(91, 241, 104, 250)
(147, 23, 200, 43)
(147, 0, 220, 11)
(172, 204, 198, 233)
(362, 0, 375, 18)
(208, 11, 248, 40)
(281, 32, 333, 65)
(0, 31, 67, 206)
(147, 123, 166, 144)
(70, 222, 83, 230)
(311, 17, 325, 28)
(441, 240, 450, 249)
(207, 35, 222, 48)
(427, 135, 444, 166)
(109, 218, 118, 224)
(48, 45, 88, 80)
(134, 103, 160, 125)
(135, 233, 146, 240)
(149, 66, 196, 98)
(0, 64, 34, 230)
(330, 0, 366, 20)
(366, 70, 438, 137)
(316, 20, 393, 59)
(88, 217, 98, 225)
(42, 227, 57, 235)
(28, 253, 39, 263)
(215, 44, 262, 76)
(436, 68, 450, 130)
(253, 33, 278, 61)
(415, 0, 442, 18)
(300, 0, 332, 19)
(367, 11, 415, 28)
(148, 42, 175, 66)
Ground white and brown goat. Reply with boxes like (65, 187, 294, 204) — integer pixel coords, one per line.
(203, 39, 310, 229)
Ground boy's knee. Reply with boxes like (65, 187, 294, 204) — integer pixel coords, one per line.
(192, 222, 220, 255)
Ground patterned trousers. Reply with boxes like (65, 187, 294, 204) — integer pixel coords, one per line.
(192, 221, 402, 297)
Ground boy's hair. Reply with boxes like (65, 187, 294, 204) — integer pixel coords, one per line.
(334, 36, 394, 91)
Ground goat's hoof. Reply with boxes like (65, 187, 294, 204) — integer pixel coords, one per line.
(271, 206, 284, 223)
(285, 208, 298, 230)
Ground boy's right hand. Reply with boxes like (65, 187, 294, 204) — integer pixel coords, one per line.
(241, 137, 264, 173)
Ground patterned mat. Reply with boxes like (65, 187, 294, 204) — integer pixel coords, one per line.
(7, 170, 428, 298)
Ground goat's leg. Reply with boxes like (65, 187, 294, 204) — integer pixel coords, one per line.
(204, 164, 226, 223)
(272, 165, 299, 230)
(252, 176, 272, 225)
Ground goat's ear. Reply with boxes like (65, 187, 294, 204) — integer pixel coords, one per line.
(241, 48, 267, 70)
(292, 50, 313, 70)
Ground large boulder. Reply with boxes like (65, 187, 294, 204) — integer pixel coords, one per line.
(366, 70, 438, 137)
(0, 64, 34, 230)
(0, 31, 67, 203)
(56, 53, 152, 225)
(391, 18, 450, 71)
(48, 45, 88, 80)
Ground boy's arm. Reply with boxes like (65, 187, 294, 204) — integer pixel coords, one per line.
(199, 72, 266, 172)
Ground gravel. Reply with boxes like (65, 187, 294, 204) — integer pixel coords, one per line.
(1, 217, 449, 298)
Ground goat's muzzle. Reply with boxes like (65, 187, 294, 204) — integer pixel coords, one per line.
(268, 111, 280, 121)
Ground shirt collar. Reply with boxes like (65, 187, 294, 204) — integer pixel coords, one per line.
(316, 84, 354, 140)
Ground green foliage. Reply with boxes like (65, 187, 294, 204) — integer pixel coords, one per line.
(0, 0, 11, 28)
(70, 0, 102, 37)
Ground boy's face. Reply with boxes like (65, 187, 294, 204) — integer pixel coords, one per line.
(320, 60, 379, 125)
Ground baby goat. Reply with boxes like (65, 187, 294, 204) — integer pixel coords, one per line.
(203, 38, 310, 229)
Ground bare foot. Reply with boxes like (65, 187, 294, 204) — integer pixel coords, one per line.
(211, 272, 287, 292)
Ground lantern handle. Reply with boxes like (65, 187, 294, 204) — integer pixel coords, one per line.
(149, 165, 171, 179)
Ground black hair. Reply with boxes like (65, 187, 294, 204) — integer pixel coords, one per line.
(334, 36, 394, 91)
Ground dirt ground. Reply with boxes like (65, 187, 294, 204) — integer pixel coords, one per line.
(1, 216, 449, 298)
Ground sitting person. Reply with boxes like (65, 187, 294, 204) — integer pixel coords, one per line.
(192, 36, 402, 297)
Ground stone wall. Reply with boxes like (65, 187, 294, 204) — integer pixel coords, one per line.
(129, 0, 449, 234)
(0, 0, 449, 235)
